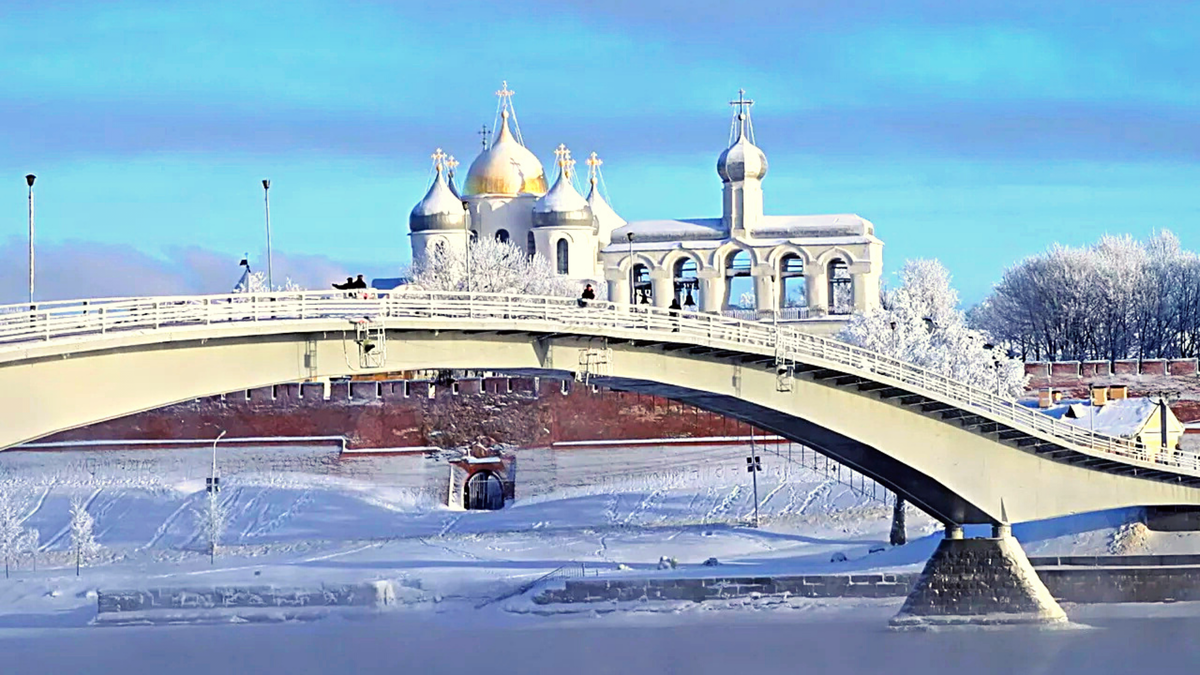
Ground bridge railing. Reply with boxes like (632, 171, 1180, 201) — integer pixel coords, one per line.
(0, 290, 1196, 476)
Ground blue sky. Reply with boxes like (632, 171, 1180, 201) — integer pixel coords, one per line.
(2, 0, 1198, 303)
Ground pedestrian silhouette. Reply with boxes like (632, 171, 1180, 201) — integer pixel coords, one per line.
(332, 277, 354, 290)
(578, 284, 596, 307)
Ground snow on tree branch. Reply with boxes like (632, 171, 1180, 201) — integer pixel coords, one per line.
(971, 230, 1200, 361)
(69, 497, 102, 575)
(405, 237, 588, 297)
(839, 259, 1029, 399)
(233, 270, 305, 294)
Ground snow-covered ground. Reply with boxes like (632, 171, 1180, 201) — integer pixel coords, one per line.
(0, 442, 1197, 630)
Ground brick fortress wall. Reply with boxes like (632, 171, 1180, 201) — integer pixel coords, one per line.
(1023, 359, 1200, 423)
(41, 376, 756, 449)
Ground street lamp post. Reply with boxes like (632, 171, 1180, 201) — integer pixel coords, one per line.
(209, 430, 226, 564)
(26, 174, 36, 305)
(262, 180, 273, 291)
(626, 232, 634, 305)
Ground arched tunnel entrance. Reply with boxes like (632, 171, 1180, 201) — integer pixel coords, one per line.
(464, 470, 506, 511)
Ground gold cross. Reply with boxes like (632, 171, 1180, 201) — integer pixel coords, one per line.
(495, 80, 515, 101)
(586, 152, 603, 183)
(430, 148, 447, 172)
(446, 156, 459, 174)
(554, 143, 572, 170)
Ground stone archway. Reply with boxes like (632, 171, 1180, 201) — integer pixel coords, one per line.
(464, 470, 505, 510)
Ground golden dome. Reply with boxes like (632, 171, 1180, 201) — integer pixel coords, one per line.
(464, 111, 548, 197)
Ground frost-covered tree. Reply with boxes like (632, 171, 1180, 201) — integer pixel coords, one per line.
(839, 259, 1028, 398)
(19, 527, 39, 573)
(406, 237, 585, 297)
(68, 497, 101, 576)
(972, 231, 1200, 361)
(0, 492, 23, 579)
(202, 491, 227, 564)
(233, 270, 304, 294)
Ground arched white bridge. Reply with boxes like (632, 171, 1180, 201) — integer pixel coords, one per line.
(2, 290, 1200, 528)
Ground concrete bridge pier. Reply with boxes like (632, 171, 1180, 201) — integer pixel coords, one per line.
(889, 523, 1067, 629)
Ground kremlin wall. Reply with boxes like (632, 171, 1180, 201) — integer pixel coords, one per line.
(30, 360, 1200, 453)
(37, 375, 757, 451)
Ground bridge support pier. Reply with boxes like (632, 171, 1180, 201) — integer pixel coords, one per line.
(890, 528, 1067, 629)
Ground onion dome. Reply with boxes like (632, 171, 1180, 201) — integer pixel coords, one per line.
(410, 160, 466, 233)
(463, 110, 548, 197)
(717, 111, 768, 183)
(532, 145, 593, 228)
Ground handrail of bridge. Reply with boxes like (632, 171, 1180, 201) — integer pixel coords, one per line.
(0, 290, 1196, 476)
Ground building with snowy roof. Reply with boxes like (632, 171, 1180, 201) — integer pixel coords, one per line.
(408, 83, 883, 335)
(1027, 385, 1184, 457)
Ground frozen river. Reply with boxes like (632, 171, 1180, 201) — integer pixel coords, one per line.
(3, 606, 1199, 674)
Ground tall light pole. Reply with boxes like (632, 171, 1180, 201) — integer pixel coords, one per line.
(211, 429, 226, 488)
(208, 430, 226, 565)
(262, 179, 273, 291)
(26, 174, 36, 305)
(626, 232, 634, 305)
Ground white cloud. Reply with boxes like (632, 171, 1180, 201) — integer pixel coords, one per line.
(0, 238, 353, 305)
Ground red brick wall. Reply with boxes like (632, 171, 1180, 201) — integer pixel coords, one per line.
(40, 377, 746, 450)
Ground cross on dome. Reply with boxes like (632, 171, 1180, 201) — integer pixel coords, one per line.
(430, 147, 448, 173)
(445, 155, 459, 175)
(586, 152, 603, 185)
(492, 80, 526, 146)
(477, 125, 490, 150)
(729, 88, 755, 115)
(554, 144, 574, 178)
(727, 88, 757, 145)
(495, 80, 515, 102)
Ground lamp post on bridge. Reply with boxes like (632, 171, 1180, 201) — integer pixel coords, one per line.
(262, 180, 273, 291)
(26, 174, 36, 305)
(626, 232, 634, 305)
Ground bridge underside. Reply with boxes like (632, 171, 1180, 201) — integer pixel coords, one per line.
(594, 376, 992, 525)
(3, 325, 1200, 526)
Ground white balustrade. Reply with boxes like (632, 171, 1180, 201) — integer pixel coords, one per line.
(0, 290, 1191, 476)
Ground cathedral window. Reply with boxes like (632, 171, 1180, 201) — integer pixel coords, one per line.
(527, 231, 536, 257)
(724, 249, 754, 314)
(780, 254, 806, 317)
(556, 239, 569, 275)
(495, 229, 510, 244)
(828, 259, 853, 314)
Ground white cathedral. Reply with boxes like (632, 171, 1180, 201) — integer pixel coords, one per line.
(409, 83, 882, 335)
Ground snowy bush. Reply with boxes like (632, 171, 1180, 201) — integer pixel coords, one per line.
(971, 230, 1200, 361)
(738, 291, 756, 309)
(69, 497, 101, 575)
(406, 237, 587, 297)
(839, 259, 1028, 398)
